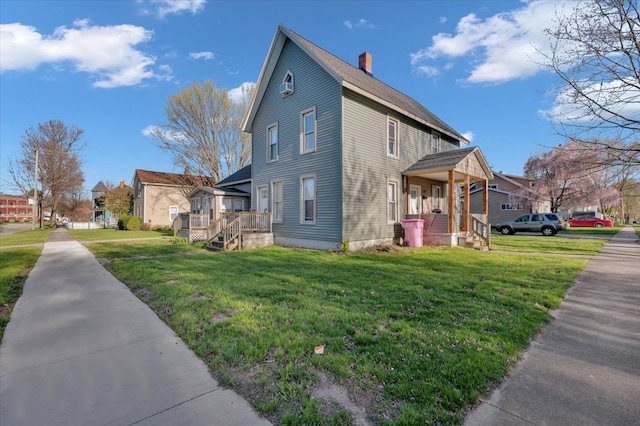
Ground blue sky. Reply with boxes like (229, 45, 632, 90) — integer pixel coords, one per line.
(1, 0, 572, 194)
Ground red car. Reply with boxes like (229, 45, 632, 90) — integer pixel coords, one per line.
(568, 216, 614, 228)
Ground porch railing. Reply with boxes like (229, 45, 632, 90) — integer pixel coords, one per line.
(470, 214, 491, 248)
(189, 214, 209, 229)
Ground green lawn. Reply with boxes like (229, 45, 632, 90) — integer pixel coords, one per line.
(564, 225, 623, 236)
(93, 243, 590, 425)
(0, 228, 55, 247)
(0, 247, 42, 340)
(68, 228, 173, 241)
(87, 238, 208, 259)
(491, 234, 608, 255)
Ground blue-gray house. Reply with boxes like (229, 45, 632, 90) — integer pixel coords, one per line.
(179, 25, 493, 251)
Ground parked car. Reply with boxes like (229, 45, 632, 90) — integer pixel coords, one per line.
(568, 216, 614, 228)
(495, 213, 566, 236)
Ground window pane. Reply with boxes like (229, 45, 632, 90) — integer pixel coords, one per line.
(305, 200, 314, 221)
(306, 133, 315, 151)
(302, 177, 315, 222)
(268, 126, 278, 160)
(305, 113, 314, 132)
(303, 112, 315, 151)
(304, 178, 314, 200)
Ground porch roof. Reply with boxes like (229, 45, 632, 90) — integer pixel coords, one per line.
(186, 186, 250, 199)
(403, 147, 494, 182)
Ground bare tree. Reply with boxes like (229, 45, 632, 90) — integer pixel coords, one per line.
(149, 80, 253, 183)
(543, 0, 640, 166)
(8, 120, 85, 227)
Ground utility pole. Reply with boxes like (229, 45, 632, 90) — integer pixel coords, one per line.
(32, 149, 39, 230)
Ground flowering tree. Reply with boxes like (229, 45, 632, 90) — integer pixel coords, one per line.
(514, 141, 620, 212)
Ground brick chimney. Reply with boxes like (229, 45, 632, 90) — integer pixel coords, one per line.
(358, 52, 372, 75)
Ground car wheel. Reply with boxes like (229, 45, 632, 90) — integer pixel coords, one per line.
(541, 226, 556, 236)
(500, 227, 512, 235)
(595, 223, 604, 228)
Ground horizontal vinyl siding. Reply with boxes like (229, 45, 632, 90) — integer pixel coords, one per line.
(251, 39, 342, 245)
(342, 89, 458, 242)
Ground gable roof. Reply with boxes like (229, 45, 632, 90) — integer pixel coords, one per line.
(217, 164, 251, 187)
(91, 181, 109, 193)
(133, 169, 215, 187)
(403, 146, 494, 181)
(243, 25, 468, 143)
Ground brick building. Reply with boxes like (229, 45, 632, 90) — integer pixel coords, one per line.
(0, 194, 34, 222)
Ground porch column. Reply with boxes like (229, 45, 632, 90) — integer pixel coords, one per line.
(448, 170, 455, 233)
(463, 174, 470, 232)
(483, 180, 489, 216)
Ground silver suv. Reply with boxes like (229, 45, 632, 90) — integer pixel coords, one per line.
(495, 213, 566, 236)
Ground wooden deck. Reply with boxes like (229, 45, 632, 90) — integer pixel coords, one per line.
(173, 212, 273, 251)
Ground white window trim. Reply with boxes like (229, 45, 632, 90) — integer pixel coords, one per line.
(281, 70, 294, 97)
(300, 174, 316, 225)
(387, 116, 399, 158)
(387, 180, 399, 224)
(267, 122, 278, 162)
(169, 205, 179, 222)
(272, 180, 284, 223)
(300, 106, 317, 154)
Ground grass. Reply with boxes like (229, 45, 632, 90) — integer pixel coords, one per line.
(0, 228, 55, 247)
(87, 238, 208, 259)
(491, 234, 608, 255)
(92, 243, 590, 425)
(0, 247, 42, 340)
(68, 228, 173, 241)
(564, 226, 624, 236)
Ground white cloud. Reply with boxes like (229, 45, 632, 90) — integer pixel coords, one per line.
(142, 124, 185, 142)
(343, 19, 376, 30)
(228, 82, 255, 104)
(0, 20, 172, 88)
(415, 65, 440, 78)
(410, 1, 570, 83)
(138, 0, 207, 19)
(461, 131, 474, 142)
(189, 51, 215, 60)
(439, 16, 448, 24)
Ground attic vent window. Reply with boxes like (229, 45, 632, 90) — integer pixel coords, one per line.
(280, 71, 294, 96)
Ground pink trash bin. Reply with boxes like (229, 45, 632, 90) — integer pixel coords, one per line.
(401, 218, 425, 247)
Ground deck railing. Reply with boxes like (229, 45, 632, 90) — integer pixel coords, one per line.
(189, 214, 209, 229)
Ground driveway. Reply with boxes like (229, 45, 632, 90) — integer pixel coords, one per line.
(0, 223, 34, 236)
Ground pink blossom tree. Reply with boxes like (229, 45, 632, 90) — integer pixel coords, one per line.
(513, 141, 620, 213)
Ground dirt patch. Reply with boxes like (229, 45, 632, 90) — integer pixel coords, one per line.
(311, 371, 374, 426)
(96, 258, 110, 265)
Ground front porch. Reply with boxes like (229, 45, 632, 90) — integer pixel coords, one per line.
(173, 212, 273, 251)
(403, 147, 493, 249)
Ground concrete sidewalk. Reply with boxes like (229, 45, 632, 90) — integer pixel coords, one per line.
(0, 229, 271, 425)
(465, 226, 640, 426)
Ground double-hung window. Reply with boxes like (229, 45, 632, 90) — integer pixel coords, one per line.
(431, 133, 441, 153)
(300, 175, 316, 224)
(272, 181, 283, 223)
(301, 107, 316, 154)
(387, 117, 398, 158)
(267, 123, 278, 162)
(387, 181, 398, 223)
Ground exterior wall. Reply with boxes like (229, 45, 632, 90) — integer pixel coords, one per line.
(341, 88, 459, 245)
(0, 195, 33, 222)
(141, 184, 190, 227)
(251, 38, 343, 249)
